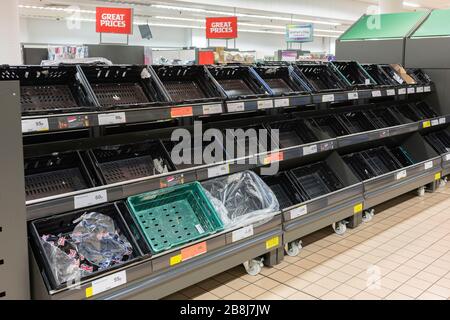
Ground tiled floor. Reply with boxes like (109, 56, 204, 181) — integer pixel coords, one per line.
(165, 184, 450, 300)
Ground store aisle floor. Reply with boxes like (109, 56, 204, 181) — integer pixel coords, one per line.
(165, 184, 450, 300)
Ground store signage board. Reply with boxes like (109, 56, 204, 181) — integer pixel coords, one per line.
(206, 16, 238, 39)
(96, 7, 133, 34)
(286, 24, 314, 43)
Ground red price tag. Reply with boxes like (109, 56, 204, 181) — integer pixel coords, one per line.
(181, 241, 207, 261)
(171, 106, 193, 118)
(264, 151, 284, 164)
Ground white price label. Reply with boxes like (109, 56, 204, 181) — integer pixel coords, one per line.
(407, 87, 415, 94)
(431, 119, 439, 126)
(348, 92, 359, 100)
(89, 271, 126, 297)
(207, 164, 230, 178)
(424, 86, 431, 92)
(227, 102, 245, 113)
(416, 87, 424, 93)
(257, 99, 274, 109)
(396, 170, 407, 180)
(365, 79, 371, 85)
(372, 90, 382, 98)
(303, 144, 318, 156)
(424, 161, 433, 170)
(398, 88, 407, 95)
(290, 205, 308, 220)
(446, 154, 450, 161)
(439, 117, 446, 125)
(386, 89, 396, 96)
(98, 112, 126, 125)
(195, 224, 205, 234)
(74, 190, 107, 209)
(322, 94, 335, 103)
(274, 98, 290, 108)
(231, 225, 254, 242)
(22, 118, 49, 133)
(202, 104, 222, 115)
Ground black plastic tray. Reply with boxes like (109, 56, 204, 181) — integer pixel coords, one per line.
(0, 65, 96, 115)
(361, 64, 397, 86)
(88, 140, 175, 185)
(363, 107, 403, 128)
(424, 130, 450, 154)
(389, 146, 416, 167)
(292, 63, 348, 92)
(394, 101, 438, 122)
(379, 65, 405, 85)
(266, 119, 319, 148)
(151, 65, 224, 104)
(407, 68, 431, 85)
(307, 115, 350, 137)
(79, 65, 169, 109)
(262, 172, 303, 209)
(331, 61, 376, 88)
(252, 66, 311, 96)
(337, 111, 377, 133)
(29, 202, 145, 291)
(24, 151, 95, 201)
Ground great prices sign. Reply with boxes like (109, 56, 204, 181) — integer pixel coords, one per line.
(96, 7, 133, 34)
(206, 17, 238, 39)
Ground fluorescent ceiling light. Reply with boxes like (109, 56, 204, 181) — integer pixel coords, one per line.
(403, 2, 421, 7)
(18, 4, 95, 14)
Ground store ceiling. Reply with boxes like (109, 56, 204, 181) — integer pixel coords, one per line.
(17, 0, 449, 38)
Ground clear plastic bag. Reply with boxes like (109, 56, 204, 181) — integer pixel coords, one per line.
(201, 171, 279, 229)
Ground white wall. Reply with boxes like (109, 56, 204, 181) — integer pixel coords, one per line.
(20, 17, 336, 59)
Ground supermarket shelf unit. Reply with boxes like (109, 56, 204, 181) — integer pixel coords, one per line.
(15, 64, 446, 300)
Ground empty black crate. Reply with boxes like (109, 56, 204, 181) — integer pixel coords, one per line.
(362, 64, 397, 86)
(252, 66, 310, 96)
(151, 65, 224, 104)
(207, 66, 270, 99)
(407, 68, 431, 85)
(337, 111, 377, 133)
(88, 140, 175, 185)
(394, 102, 438, 122)
(389, 146, 416, 167)
(331, 61, 376, 88)
(379, 65, 405, 85)
(29, 202, 144, 291)
(343, 147, 403, 180)
(424, 130, 450, 154)
(289, 162, 345, 201)
(262, 172, 303, 209)
(266, 119, 319, 148)
(307, 115, 350, 137)
(80, 65, 168, 109)
(0, 65, 96, 115)
(24, 151, 94, 201)
(293, 63, 348, 92)
(363, 108, 403, 128)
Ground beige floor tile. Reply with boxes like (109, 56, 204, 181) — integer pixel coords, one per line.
(301, 283, 330, 298)
(310, 264, 334, 276)
(223, 291, 251, 300)
(333, 283, 361, 298)
(327, 270, 354, 283)
(417, 292, 447, 300)
(209, 285, 235, 298)
(315, 277, 342, 290)
(259, 266, 278, 276)
(424, 265, 448, 277)
(226, 278, 250, 290)
(321, 291, 348, 300)
(164, 293, 189, 300)
(273, 261, 290, 270)
(197, 278, 222, 291)
(287, 291, 317, 300)
(239, 284, 267, 298)
(415, 271, 441, 283)
(427, 284, 450, 298)
(294, 258, 319, 270)
(395, 265, 422, 277)
(297, 270, 323, 283)
(284, 277, 311, 290)
(268, 270, 294, 282)
(270, 284, 297, 298)
(385, 270, 411, 283)
(404, 277, 433, 291)
(193, 292, 219, 300)
(352, 291, 381, 300)
(385, 291, 415, 300)
(254, 291, 284, 300)
(395, 284, 424, 298)
(254, 277, 280, 291)
(282, 264, 306, 276)
(239, 273, 264, 283)
(213, 272, 236, 284)
(364, 286, 392, 298)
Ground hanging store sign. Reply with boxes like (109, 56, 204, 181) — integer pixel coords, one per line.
(206, 16, 238, 39)
(286, 24, 314, 43)
(96, 7, 133, 34)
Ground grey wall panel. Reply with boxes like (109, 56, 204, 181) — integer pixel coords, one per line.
(405, 38, 450, 69)
(421, 69, 450, 115)
(336, 39, 405, 64)
(86, 45, 145, 65)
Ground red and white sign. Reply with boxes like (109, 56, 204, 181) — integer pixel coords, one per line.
(206, 16, 238, 39)
(96, 7, 133, 34)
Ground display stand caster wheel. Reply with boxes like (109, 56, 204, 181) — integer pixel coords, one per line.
(362, 209, 375, 223)
(243, 258, 263, 276)
(439, 177, 447, 188)
(332, 221, 347, 235)
(285, 240, 302, 257)
(417, 186, 426, 197)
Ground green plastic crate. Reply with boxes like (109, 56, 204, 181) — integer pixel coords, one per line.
(127, 182, 223, 253)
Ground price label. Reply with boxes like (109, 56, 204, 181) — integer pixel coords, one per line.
(445, 154, 450, 161)
(290, 205, 307, 220)
(435, 172, 442, 181)
(365, 79, 371, 85)
(74, 190, 107, 209)
(231, 225, 254, 242)
(98, 112, 126, 125)
(407, 87, 415, 94)
(439, 117, 446, 125)
(170, 254, 182, 266)
(303, 144, 318, 156)
(263, 152, 284, 164)
(181, 241, 207, 261)
(85, 270, 127, 298)
(322, 94, 335, 103)
(160, 174, 184, 188)
(416, 87, 424, 93)
(274, 98, 289, 108)
(431, 119, 439, 126)
(227, 102, 245, 112)
(422, 121, 431, 128)
(353, 203, 363, 214)
(207, 164, 230, 178)
(424, 86, 431, 92)
(398, 88, 407, 95)
(265, 236, 280, 249)
(386, 89, 396, 96)
(396, 170, 407, 180)
(171, 106, 193, 118)
(202, 104, 222, 115)
(257, 99, 274, 110)
(424, 161, 433, 170)
(348, 92, 359, 100)
(22, 118, 49, 133)
(372, 90, 382, 98)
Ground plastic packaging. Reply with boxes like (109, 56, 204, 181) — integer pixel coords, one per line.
(201, 171, 279, 229)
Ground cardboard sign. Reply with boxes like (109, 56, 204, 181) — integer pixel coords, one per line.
(96, 7, 133, 34)
(206, 17, 238, 39)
